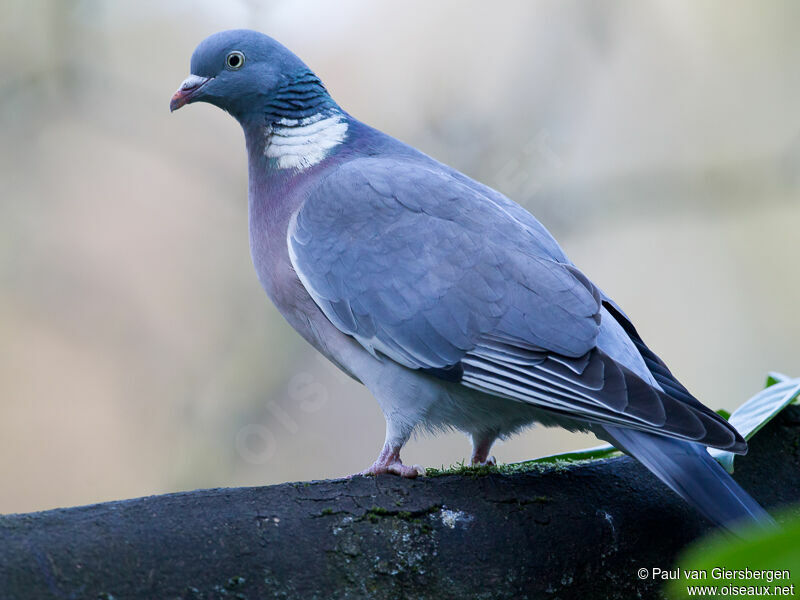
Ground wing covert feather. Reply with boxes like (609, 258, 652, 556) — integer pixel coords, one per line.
(288, 157, 744, 452)
(289, 157, 600, 368)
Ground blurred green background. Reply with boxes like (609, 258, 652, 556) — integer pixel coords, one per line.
(1, 1, 798, 513)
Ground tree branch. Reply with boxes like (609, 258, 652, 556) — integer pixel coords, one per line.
(2, 406, 799, 600)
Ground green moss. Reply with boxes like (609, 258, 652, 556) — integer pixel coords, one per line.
(424, 454, 620, 479)
(424, 459, 544, 478)
(367, 505, 392, 516)
(363, 505, 441, 524)
(425, 460, 496, 478)
(496, 459, 560, 474)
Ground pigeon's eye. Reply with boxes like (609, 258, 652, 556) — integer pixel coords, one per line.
(226, 51, 245, 70)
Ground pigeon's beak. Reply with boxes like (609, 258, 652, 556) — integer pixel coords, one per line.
(170, 75, 212, 112)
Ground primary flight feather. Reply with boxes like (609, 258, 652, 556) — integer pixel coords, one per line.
(171, 29, 772, 530)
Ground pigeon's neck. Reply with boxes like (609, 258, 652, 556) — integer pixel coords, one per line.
(264, 112, 348, 171)
(253, 71, 349, 172)
(264, 70, 339, 123)
(241, 72, 351, 288)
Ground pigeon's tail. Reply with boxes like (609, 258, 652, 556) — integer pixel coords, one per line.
(602, 425, 775, 532)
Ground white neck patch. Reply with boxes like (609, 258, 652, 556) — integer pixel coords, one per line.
(265, 113, 348, 170)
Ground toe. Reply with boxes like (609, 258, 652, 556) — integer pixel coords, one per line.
(353, 464, 381, 477)
(409, 464, 425, 477)
(387, 462, 423, 478)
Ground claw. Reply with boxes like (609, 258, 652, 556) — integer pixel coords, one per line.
(352, 442, 424, 479)
(359, 461, 424, 478)
(470, 433, 497, 466)
(471, 455, 496, 467)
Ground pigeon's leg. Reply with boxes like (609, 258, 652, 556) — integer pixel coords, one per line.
(357, 421, 423, 478)
(470, 432, 497, 466)
(359, 443, 424, 478)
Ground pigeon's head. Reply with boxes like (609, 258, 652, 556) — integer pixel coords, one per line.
(170, 30, 310, 120)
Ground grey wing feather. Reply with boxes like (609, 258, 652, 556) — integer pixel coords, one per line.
(290, 157, 597, 365)
(288, 157, 744, 452)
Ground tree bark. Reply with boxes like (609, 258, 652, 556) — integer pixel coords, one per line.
(2, 406, 798, 600)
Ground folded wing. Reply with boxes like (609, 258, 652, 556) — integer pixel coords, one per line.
(288, 157, 744, 452)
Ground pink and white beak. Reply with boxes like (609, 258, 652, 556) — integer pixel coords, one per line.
(170, 75, 212, 112)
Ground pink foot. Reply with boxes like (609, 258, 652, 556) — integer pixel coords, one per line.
(470, 434, 497, 466)
(352, 443, 424, 479)
(471, 455, 496, 467)
(359, 461, 424, 478)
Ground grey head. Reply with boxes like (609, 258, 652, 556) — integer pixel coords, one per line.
(170, 29, 335, 123)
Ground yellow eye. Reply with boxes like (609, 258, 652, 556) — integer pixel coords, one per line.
(226, 51, 245, 70)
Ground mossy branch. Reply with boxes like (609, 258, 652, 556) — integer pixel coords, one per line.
(2, 407, 799, 600)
